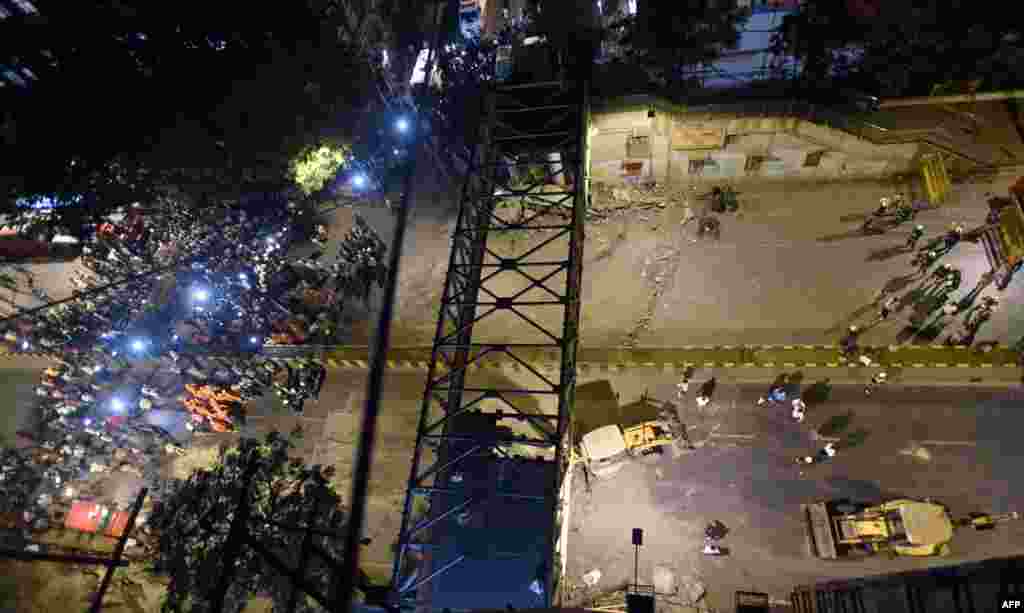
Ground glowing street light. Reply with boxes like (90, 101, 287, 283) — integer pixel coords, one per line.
(396, 117, 410, 133)
(131, 339, 146, 352)
(192, 287, 210, 302)
(21, 341, 28, 350)
(353, 174, 367, 188)
(250, 336, 260, 344)
(111, 397, 125, 412)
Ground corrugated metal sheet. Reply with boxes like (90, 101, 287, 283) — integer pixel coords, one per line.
(762, 160, 787, 176)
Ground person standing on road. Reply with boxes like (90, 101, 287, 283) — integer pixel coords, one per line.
(792, 398, 807, 423)
(676, 367, 694, 398)
(840, 325, 862, 357)
(879, 296, 899, 321)
(914, 250, 939, 276)
(798, 442, 837, 465)
(696, 377, 716, 408)
(875, 197, 891, 217)
(757, 379, 788, 405)
(865, 371, 887, 396)
(906, 224, 925, 250)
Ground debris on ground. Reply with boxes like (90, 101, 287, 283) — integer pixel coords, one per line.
(680, 576, 707, 605)
(653, 565, 676, 596)
(900, 443, 932, 462)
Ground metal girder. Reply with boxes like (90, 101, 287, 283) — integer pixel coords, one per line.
(391, 76, 588, 611)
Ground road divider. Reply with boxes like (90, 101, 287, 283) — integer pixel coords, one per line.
(259, 344, 1022, 372)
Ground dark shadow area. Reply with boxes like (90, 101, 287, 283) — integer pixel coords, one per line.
(866, 245, 910, 263)
(822, 476, 904, 502)
(825, 303, 878, 334)
(883, 274, 920, 299)
(784, 371, 804, 398)
(816, 230, 879, 243)
(802, 379, 833, 407)
(817, 411, 854, 437)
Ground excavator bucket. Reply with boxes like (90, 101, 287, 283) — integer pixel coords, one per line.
(804, 502, 839, 559)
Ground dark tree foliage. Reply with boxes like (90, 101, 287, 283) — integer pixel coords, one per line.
(617, 0, 749, 95)
(0, 1, 371, 227)
(433, 36, 498, 163)
(771, 0, 1024, 97)
(148, 431, 346, 613)
(0, 448, 44, 518)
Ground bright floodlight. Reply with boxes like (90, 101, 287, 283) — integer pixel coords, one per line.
(193, 288, 209, 302)
(83, 418, 92, 426)
(111, 397, 125, 412)
(21, 341, 28, 349)
(353, 174, 366, 187)
(131, 339, 145, 352)
(396, 117, 409, 132)
(250, 336, 260, 344)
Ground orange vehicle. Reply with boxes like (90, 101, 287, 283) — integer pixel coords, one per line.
(184, 395, 235, 433)
(186, 384, 241, 404)
(64, 501, 131, 538)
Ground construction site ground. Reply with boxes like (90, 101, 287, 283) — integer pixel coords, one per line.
(561, 375, 1024, 613)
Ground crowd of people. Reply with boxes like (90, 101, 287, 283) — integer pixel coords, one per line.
(0, 194, 389, 540)
(841, 195, 1002, 353)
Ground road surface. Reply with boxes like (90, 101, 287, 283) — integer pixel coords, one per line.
(565, 374, 1024, 610)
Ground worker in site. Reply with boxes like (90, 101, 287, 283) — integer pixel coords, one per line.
(798, 442, 837, 465)
(865, 371, 888, 396)
(791, 398, 806, 423)
(907, 224, 925, 250)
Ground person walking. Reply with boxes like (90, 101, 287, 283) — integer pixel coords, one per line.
(676, 367, 694, 398)
(840, 325, 861, 357)
(941, 223, 965, 252)
(696, 377, 716, 408)
(757, 379, 788, 406)
(798, 442, 837, 465)
(865, 371, 887, 396)
(791, 398, 807, 423)
(914, 250, 939, 276)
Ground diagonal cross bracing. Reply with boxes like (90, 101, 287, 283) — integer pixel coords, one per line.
(392, 77, 588, 611)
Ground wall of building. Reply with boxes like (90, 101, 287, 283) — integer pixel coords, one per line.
(588, 105, 920, 186)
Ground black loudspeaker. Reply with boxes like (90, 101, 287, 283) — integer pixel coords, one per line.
(632, 528, 643, 546)
(626, 593, 655, 613)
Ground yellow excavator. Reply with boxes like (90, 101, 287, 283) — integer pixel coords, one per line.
(805, 498, 1020, 559)
(572, 381, 677, 479)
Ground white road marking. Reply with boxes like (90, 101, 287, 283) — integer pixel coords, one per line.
(709, 433, 757, 439)
(919, 440, 977, 447)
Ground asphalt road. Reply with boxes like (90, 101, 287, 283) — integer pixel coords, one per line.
(565, 374, 1024, 610)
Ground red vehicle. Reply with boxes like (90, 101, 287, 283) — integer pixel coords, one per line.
(64, 501, 131, 538)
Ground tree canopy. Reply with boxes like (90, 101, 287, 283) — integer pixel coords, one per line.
(149, 431, 347, 613)
(0, 0, 373, 225)
(771, 0, 1024, 97)
(610, 0, 749, 95)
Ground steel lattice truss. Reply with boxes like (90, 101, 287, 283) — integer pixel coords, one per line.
(391, 78, 589, 611)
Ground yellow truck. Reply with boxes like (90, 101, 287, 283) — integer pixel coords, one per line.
(804, 498, 955, 559)
(803, 498, 1021, 559)
(573, 381, 676, 479)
